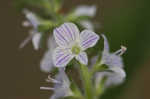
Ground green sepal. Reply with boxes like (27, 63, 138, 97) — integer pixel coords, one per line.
(95, 76, 107, 97)
(70, 81, 83, 99)
(64, 11, 91, 23)
(91, 63, 109, 76)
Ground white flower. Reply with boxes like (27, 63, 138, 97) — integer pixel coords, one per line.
(95, 34, 127, 88)
(74, 5, 96, 17)
(53, 22, 100, 67)
(19, 9, 42, 50)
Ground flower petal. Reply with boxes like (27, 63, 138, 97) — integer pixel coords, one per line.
(101, 52, 124, 68)
(40, 50, 54, 72)
(53, 47, 74, 67)
(105, 67, 126, 86)
(101, 34, 110, 52)
(95, 67, 126, 89)
(80, 30, 100, 50)
(32, 33, 41, 50)
(54, 68, 71, 89)
(74, 5, 96, 17)
(53, 23, 80, 47)
(40, 35, 57, 72)
(51, 68, 73, 99)
(47, 34, 57, 49)
(23, 9, 40, 29)
(80, 20, 94, 30)
(75, 52, 88, 65)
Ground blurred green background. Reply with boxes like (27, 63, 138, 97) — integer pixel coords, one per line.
(0, 0, 150, 99)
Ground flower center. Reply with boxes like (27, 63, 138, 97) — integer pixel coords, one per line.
(71, 45, 81, 55)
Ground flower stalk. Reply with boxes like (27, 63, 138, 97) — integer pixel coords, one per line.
(79, 64, 95, 99)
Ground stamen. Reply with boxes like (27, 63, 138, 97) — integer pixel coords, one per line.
(71, 45, 81, 55)
(46, 75, 61, 84)
(22, 21, 31, 27)
(19, 34, 33, 49)
(114, 45, 127, 56)
(40, 87, 55, 91)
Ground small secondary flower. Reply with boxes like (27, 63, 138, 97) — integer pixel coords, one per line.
(95, 34, 127, 88)
(40, 68, 73, 99)
(53, 22, 100, 67)
(19, 9, 42, 50)
(50, 68, 73, 99)
(100, 34, 127, 68)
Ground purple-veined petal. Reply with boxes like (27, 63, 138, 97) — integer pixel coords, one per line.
(53, 47, 74, 67)
(80, 30, 100, 50)
(101, 34, 110, 52)
(53, 23, 80, 47)
(75, 52, 88, 65)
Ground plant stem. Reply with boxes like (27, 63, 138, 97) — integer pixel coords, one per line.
(79, 64, 95, 99)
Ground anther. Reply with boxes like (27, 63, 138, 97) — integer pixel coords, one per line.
(46, 75, 61, 84)
(114, 45, 127, 56)
(40, 87, 55, 91)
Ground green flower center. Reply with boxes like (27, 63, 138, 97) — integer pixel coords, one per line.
(72, 45, 81, 55)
